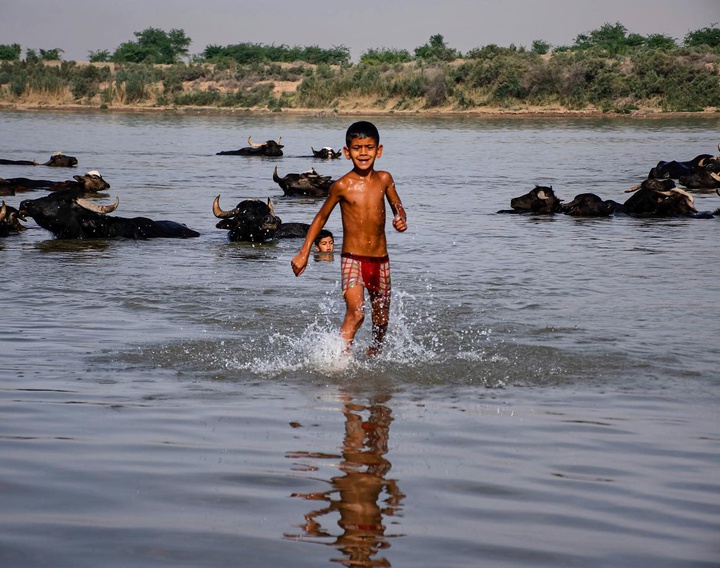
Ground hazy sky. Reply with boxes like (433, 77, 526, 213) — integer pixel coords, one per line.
(2, 0, 719, 61)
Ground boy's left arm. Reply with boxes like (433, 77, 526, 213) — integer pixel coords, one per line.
(387, 179, 407, 232)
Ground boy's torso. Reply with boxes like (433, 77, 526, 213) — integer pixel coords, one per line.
(337, 170, 390, 257)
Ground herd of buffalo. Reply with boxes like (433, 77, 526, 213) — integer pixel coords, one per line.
(2, 139, 720, 240)
(500, 143, 720, 218)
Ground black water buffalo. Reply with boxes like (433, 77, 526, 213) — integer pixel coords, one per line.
(621, 178, 700, 217)
(678, 170, 720, 190)
(648, 154, 714, 179)
(0, 201, 27, 236)
(274, 222, 311, 238)
(212, 195, 310, 242)
(648, 144, 720, 187)
(0, 152, 78, 167)
(562, 193, 619, 217)
(272, 166, 333, 197)
(213, 195, 282, 242)
(47, 171, 111, 194)
(0, 170, 111, 196)
(1, 177, 59, 194)
(311, 146, 342, 159)
(19, 188, 200, 239)
(216, 137, 284, 157)
(499, 185, 563, 214)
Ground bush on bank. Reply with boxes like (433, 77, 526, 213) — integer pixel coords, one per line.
(0, 47, 718, 114)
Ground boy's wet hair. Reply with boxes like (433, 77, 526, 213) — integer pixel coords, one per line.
(314, 229, 334, 247)
(345, 121, 380, 146)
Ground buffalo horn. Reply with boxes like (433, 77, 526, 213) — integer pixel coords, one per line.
(212, 195, 239, 218)
(267, 198, 275, 216)
(657, 188, 695, 207)
(273, 166, 282, 183)
(247, 136, 262, 147)
(77, 196, 119, 214)
(624, 184, 642, 193)
(670, 187, 694, 204)
(710, 172, 720, 182)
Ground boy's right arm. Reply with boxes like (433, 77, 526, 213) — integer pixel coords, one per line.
(291, 186, 341, 277)
(291, 222, 321, 276)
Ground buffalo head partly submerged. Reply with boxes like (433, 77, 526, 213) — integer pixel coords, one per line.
(212, 195, 282, 241)
(216, 137, 284, 157)
(273, 167, 333, 197)
(0, 201, 27, 236)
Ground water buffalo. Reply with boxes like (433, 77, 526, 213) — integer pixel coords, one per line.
(648, 154, 713, 180)
(0, 171, 111, 196)
(678, 170, 720, 190)
(272, 166, 333, 197)
(274, 222, 311, 239)
(648, 144, 720, 185)
(0, 152, 78, 167)
(0, 201, 27, 236)
(311, 146, 342, 159)
(213, 195, 282, 242)
(19, 188, 200, 239)
(621, 179, 700, 217)
(562, 193, 619, 217)
(216, 137, 284, 157)
(47, 171, 111, 194)
(499, 185, 563, 214)
(1, 177, 59, 195)
(212, 195, 310, 242)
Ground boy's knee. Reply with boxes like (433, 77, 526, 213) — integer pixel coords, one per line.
(349, 308, 365, 327)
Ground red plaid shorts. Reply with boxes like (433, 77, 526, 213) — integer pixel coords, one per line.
(341, 253, 391, 305)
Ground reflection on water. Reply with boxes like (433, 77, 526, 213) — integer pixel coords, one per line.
(286, 392, 404, 567)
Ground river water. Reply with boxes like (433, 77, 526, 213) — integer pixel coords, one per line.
(1, 110, 719, 567)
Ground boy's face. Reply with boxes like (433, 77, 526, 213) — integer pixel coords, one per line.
(344, 136, 383, 172)
(315, 237, 334, 253)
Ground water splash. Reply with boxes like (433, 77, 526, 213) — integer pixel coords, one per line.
(100, 290, 592, 388)
(228, 291, 441, 378)
(243, 323, 352, 376)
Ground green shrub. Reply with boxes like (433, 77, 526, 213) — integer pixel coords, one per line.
(360, 48, 412, 65)
(0, 43, 22, 61)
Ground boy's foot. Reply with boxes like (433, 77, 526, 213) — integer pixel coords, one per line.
(365, 345, 382, 357)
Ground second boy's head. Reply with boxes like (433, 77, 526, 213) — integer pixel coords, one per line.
(314, 229, 334, 253)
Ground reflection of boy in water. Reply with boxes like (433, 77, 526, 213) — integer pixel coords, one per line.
(287, 396, 404, 567)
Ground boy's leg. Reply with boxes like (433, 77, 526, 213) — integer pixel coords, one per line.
(367, 291, 390, 356)
(340, 284, 365, 350)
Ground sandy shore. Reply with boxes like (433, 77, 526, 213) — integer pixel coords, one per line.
(2, 100, 718, 119)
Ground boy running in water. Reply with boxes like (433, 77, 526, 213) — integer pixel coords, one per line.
(291, 121, 407, 355)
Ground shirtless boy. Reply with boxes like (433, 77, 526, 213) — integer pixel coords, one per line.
(291, 121, 407, 355)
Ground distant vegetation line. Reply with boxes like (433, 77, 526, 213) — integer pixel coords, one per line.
(1, 23, 719, 114)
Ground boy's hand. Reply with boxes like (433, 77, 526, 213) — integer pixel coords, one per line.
(291, 252, 309, 276)
(392, 214, 407, 232)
